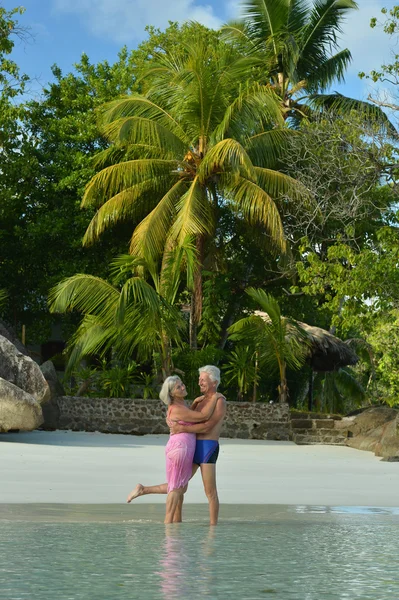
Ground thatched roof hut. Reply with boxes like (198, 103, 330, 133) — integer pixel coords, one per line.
(253, 311, 358, 372)
(298, 322, 358, 372)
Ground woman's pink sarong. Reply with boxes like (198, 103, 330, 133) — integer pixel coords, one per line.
(165, 429, 196, 493)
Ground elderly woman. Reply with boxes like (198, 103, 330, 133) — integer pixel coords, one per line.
(127, 375, 219, 524)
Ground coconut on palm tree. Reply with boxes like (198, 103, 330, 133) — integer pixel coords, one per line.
(80, 34, 305, 348)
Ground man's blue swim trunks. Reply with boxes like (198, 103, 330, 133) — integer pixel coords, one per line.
(193, 440, 219, 465)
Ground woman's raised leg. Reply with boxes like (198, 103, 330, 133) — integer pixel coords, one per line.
(127, 482, 168, 503)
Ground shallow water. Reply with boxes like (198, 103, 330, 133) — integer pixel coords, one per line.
(0, 504, 398, 600)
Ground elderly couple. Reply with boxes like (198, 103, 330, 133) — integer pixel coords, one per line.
(127, 365, 226, 526)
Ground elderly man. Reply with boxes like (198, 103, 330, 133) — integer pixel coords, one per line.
(127, 365, 226, 526)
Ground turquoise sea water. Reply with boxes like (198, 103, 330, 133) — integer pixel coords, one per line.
(0, 504, 398, 600)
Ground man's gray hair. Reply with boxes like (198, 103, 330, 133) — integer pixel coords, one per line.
(199, 365, 220, 387)
(159, 375, 181, 405)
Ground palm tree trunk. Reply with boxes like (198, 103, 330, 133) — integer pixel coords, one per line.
(160, 331, 172, 379)
(189, 236, 204, 350)
(278, 359, 289, 403)
(252, 351, 258, 402)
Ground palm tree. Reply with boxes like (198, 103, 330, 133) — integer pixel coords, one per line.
(48, 246, 194, 378)
(223, 0, 391, 125)
(313, 367, 365, 413)
(228, 288, 309, 403)
(80, 34, 304, 348)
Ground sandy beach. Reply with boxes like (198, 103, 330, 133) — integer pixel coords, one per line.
(0, 430, 398, 506)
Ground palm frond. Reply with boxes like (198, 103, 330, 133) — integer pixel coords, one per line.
(129, 180, 188, 259)
(170, 177, 214, 244)
(241, 0, 290, 52)
(81, 159, 178, 208)
(212, 85, 284, 144)
(308, 94, 397, 135)
(101, 116, 186, 157)
(226, 175, 286, 250)
(117, 277, 164, 324)
(98, 95, 189, 143)
(301, 0, 358, 59)
(82, 176, 173, 245)
(254, 166, 308, 201)
(66, 317, 115, 374)
(0, 289, 8, 309)
(48, 275, 119, 321)
(246, 128, 298, 168)
(199, 138, 257, 183)
(220, 21, 260, 50)
(306, 49, 352, 92)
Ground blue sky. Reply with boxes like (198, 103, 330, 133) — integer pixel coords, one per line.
(3, 0, 398, 103)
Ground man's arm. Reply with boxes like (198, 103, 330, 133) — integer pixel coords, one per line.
(170, 397, 226, 434)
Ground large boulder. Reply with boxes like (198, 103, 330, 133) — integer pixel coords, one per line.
(347, 407, 399, 458)
(375, 413, 399, 459)
(0, 378, 44, 432)
(0, 334, 49, 432)
(0, 335, 49, 404)
(40, 360, 64, 429)
(0, 319, 29, 356)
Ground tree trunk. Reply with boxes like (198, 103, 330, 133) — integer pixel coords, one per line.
(160, 332, 172, 380)
(252, 351, 258, 402)
(278, 360, 289, 403)
(189, 236, 204, 350)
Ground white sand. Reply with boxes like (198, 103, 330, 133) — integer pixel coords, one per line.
(0, 430, 398, 506)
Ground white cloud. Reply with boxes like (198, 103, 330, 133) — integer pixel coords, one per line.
(53, 0, 222, 44)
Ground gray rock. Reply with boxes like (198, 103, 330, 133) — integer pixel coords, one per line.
(40, 360, 65, 397)
(0, 335, 49, 405)
(347, 407, 399, 459)
(375, 414, 399, 459)
(0, 319, 29, 356)
(40, 361, 64, 430)
(0, 378, 43, 432)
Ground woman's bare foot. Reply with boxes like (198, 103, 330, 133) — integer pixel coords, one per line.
(127, 484, 144, 503)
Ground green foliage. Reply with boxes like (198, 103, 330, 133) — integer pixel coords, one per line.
(294, 225, 399, 335)
(48, 247, 194, 377)
(172, 344, 226, 399)
(0, 289, 8, 312)
(367, 310, 399, 406)
(222, 0, 386, 124)
(313, 368, 365, 414)
(98, 362, 137, 398)
(0, 5, 29, 97)
(224, 345, 259, 401)
(64, 361, 139, 398)
(229, 288, 309, 402)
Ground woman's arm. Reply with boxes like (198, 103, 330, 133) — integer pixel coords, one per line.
(190, 397, 203, 410)
(169, 394, 219, 423)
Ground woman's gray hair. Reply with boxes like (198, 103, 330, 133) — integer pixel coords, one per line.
(198, 365, 220, 387)
(159, 375, 182, 405)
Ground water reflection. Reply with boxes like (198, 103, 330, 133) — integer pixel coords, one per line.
(158, 526, 216, 600)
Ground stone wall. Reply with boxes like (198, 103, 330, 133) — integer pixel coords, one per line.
(290, 411, 351, 445)
(56, 396, 291, 440)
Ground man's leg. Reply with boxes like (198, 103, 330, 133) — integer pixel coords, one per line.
(200, 464, 219, 526)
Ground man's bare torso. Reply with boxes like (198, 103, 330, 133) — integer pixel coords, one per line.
(194, 394, 226, 440)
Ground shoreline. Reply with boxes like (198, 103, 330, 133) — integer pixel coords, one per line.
(1, 430, 398, 506)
